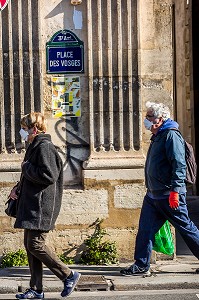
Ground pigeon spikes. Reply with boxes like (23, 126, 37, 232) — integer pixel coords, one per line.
(0, 0, 10, 11)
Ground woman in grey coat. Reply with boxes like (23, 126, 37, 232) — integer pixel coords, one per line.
(9, 112, 80, 299)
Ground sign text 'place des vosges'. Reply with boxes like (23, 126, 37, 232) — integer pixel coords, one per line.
(46, 30, 84, 74)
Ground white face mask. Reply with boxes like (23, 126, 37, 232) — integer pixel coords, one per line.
(144, 118, 153, 130)
(19, 128, 29, 142)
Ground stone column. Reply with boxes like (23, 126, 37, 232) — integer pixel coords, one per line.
(83, 0, 145, 183)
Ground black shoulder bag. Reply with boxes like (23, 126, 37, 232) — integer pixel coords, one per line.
(5, 179, 22, 218)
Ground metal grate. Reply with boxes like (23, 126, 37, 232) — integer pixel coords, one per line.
(76, 275, 109, 291)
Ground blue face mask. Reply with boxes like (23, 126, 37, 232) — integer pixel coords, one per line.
(19, 128, 29, 141)
(144, 118, 153, 130)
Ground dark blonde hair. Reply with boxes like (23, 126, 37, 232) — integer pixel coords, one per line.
(20, 112, 47, 133)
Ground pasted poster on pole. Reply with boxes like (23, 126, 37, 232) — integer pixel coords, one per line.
(51, 76, 81, 118)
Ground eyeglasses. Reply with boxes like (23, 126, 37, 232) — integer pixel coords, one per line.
(146, 114, 155, 119)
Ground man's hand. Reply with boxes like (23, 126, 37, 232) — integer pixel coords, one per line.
(169, 191, 179, 209)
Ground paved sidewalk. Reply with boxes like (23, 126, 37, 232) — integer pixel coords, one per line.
(0, 256, 199, 297)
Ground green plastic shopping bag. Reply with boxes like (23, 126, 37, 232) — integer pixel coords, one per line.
(153, 220, 174, 255)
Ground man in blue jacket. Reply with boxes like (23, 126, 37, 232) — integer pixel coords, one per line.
(120, 101, 199, 276)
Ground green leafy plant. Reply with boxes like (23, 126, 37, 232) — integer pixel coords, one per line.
(80, 219, 118, 265)
(58, 254, 75, 265)
(0, 249, 28, 268)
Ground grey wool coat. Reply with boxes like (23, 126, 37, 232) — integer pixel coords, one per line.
(14, 134, 63, 231)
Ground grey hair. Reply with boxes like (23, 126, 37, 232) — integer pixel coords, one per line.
(145, 101, 170, 121)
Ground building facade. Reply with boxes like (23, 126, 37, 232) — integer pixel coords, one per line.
(0, 0, 196, 260)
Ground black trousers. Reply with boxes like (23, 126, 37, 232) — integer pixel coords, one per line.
(24, 229, 72, 291)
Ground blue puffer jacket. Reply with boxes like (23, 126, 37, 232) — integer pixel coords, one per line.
(145, 118, 186, 197)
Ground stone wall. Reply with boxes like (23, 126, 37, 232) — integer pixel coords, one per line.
(0, 0, 177, 261)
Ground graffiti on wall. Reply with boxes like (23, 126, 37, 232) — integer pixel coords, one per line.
(54, 117, 89, 185)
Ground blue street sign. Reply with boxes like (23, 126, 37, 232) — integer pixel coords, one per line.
(47, 46, 84, 74)
(46, 30, 84, 74)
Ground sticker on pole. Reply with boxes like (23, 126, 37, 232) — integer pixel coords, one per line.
(0, 0, 9, 11)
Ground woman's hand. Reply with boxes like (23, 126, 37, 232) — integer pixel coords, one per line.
(21, 161, 26, 168)
(8, 186, 18, 200)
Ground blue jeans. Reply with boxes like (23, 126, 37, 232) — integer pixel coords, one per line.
(134, 193, 199, 270)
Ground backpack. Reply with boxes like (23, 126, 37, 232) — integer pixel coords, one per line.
(169, 129, 197, 185)
(184, 140, 197, 185)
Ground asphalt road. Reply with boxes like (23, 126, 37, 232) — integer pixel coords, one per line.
(1, 289, 199, 300)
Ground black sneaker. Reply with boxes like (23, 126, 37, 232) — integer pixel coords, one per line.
(16, 288, 44, 299)
(61, 271, 81, 297)
(120, 264, 151, 276)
